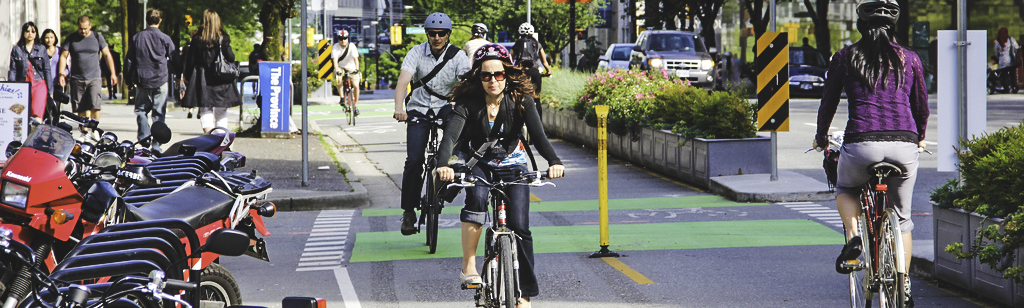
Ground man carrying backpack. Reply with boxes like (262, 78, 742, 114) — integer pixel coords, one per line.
(511, 23, 552, 95)
(393, 12, 471, 235)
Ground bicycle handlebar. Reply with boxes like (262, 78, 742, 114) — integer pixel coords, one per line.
(399, 116, 445, 126)
(447, 171, 557, 189)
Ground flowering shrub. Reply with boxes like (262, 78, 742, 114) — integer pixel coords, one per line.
(571, 69, 756, 139)
(573, 69, 684, 136)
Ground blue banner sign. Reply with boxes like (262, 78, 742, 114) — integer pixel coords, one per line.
(259, 62, 292, 133)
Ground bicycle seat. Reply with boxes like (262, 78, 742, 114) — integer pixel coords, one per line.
(867, 162, 904, 178)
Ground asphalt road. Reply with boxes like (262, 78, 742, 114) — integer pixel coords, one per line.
(216, 93, 1023, 307)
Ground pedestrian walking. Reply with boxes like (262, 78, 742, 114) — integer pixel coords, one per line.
(249, 43, 261, 93)
(127, 9, 175, 151)
(8, 21, 52, 120)
(463, 23, 490, 67)
(436, 43, 564, 308)
(994, 27, 1019, 88)
(332, 29, 360, 115)
(41, 28, 65, 100)
(393, 12, 471, 235)
(58, 15, 119, 141)
(181, 9, 242, 133)
(815, 1, 927, 306)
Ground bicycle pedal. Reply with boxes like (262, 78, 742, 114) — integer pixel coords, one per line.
(842, 260, 865, 271)
(461, 282, 483, 290)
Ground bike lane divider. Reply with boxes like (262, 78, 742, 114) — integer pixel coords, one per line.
(296, 210, 362, 308)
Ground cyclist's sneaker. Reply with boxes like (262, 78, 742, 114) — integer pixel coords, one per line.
(460, 272, 482, 289)
(836, 236, 863, 274)
(353, 107, 360, 116)
(401, 210, 418, 235)
(904, 276, 914, 308)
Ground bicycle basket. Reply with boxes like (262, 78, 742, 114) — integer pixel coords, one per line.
(823, 149, 840, 192)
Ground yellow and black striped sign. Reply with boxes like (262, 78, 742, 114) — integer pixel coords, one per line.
(755, 32, 789, 132)
(317, 39, 333, 80)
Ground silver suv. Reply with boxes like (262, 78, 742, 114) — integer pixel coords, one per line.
(630, 30, 717, 89)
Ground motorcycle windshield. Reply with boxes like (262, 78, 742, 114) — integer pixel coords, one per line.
(23, 125, 76, 162)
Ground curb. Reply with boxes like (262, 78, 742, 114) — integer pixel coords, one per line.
(267, 184, 370, 211)
(709, 180, 836, 202)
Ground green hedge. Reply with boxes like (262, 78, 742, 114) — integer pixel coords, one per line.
(932, 121, 1024, 282)
(555, 69, 756, 140)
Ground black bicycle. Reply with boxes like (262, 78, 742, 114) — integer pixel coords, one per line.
(449, 170, 556, 308)
(338, 69, 357, 126)
(402, 115, 446, 254)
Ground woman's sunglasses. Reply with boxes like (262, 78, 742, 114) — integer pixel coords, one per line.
(480, 70, 505, 82)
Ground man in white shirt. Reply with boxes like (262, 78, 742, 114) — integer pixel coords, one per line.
(463, 23, 490, 67)
(332, 29, 361, 115)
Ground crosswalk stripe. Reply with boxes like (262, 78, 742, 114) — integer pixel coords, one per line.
(297, 210, 355, 272)
(305, 241, 346, 247)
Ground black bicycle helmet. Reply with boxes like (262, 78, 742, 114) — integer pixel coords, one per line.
(857, 0, 899, 25)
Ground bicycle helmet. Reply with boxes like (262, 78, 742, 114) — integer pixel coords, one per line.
(472, 23, 488, 36)
(424, 12, 452, 30)
(335, 29, 349, 40)
(473, 43, 511, 66)
(518, 23, 534, 35)
(857, 0, 899, 25)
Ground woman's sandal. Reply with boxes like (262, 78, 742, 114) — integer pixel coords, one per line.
(460, 272, 482, 289)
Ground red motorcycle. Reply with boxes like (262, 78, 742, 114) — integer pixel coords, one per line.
(0, 122, 275, 308)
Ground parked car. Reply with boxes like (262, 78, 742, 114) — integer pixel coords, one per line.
(598, 43, 633, 70)
(629, 30, 717, 89)
(788, 46, 828, 97)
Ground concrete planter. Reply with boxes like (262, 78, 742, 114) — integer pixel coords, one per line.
(539, 104, 769, 189)
(968, 214, 1014, 305)
(690, 136, 771, 188)
(933, 206, 973, 290)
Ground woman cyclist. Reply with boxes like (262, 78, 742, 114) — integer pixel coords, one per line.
(436, 43, 564, 308)
(814, 0, 927, 306)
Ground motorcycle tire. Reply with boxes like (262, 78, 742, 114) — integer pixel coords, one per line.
(199, 263, 242, 307)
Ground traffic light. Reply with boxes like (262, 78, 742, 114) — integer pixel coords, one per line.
(575, 29, 584, 41)
(185, 15, 192, 28)
(307, 27, 316, 47)
(390, 25, 403, 45)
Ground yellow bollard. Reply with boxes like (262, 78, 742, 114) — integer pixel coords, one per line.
(590, 105, 619, 258)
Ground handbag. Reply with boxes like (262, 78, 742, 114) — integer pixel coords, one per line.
(1011, 45, 1022, 67)
(210, 36, 240, 83)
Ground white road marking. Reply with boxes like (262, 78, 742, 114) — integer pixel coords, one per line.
(296, 209, 361, 307)
(778, 202, 844, 228)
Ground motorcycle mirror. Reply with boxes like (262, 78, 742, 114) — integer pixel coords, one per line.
(200, 228, 250, 257)
(151, 121, 172, 144)
(5, 141, 21, 158)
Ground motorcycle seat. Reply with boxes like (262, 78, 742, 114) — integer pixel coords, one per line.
(127, 186, 235, 229)
(150, 152, 219, 169)
(163, 136, 225, 157)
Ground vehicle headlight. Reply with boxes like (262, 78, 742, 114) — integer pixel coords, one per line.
(700, 59, 715, 70)
(648, 58, 662, 69)
(94, 152, 124, 168)
(1, 181, 29, 209)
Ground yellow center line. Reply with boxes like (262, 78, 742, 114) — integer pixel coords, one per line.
(601, 257, 655, 285)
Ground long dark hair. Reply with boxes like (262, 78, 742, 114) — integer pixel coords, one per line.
(848, 19, 905, 92)
(41, 29, 58, 47)
(17, 22, 38, 47)
(450, 60, 536, 112)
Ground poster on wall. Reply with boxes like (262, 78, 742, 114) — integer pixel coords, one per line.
(0, 82, 30, 163)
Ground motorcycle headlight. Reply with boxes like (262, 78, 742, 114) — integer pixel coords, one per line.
(94, 152, 124, 168)
(1, 181, 29, 209)
(648, 58, 663, 69)
(701, 59, 715, 70)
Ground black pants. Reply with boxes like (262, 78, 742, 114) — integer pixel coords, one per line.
(400, 106, 452, 211)
(460, 164, 539, 298)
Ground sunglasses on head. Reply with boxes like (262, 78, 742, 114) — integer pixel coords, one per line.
(426, 30, 449, 38)
(480, 70, 505, 82)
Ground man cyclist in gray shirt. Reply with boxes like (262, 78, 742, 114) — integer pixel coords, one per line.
(393, 12, 471, 235)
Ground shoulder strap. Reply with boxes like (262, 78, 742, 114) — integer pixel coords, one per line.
(411, 45, 461, 91)
(340, 44, 350, 62)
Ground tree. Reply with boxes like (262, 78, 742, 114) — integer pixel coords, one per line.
(800, 0, 833, 57)
(694, 0, 725, 50)
(259, 0, 298, 61)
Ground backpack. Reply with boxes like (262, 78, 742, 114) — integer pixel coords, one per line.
(514, 37, 539, 67)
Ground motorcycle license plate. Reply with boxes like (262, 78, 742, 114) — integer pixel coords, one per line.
(676, 70, 690, 78)
(801, 83, 813, 90)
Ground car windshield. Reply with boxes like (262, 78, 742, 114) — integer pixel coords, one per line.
(791, 49, 827, 67)
(649, 34, 703, 52)
(611, 46, 631, 60)
(23, 125, 76, 161)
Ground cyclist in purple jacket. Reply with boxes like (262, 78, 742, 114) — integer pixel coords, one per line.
(813, 1, 927, 305)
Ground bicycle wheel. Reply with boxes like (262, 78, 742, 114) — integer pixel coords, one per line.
(497, 236, 517, 308)
(849, 213, 870, 308)
(346, 89, 356, 126)
(878, 210, 907, 308)
(424, 174, 439, 253)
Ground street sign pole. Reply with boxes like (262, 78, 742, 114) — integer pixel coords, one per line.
(589, 105, 619, 258)
(301, 0, 309, 187)
(769, 0, 777, 181)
